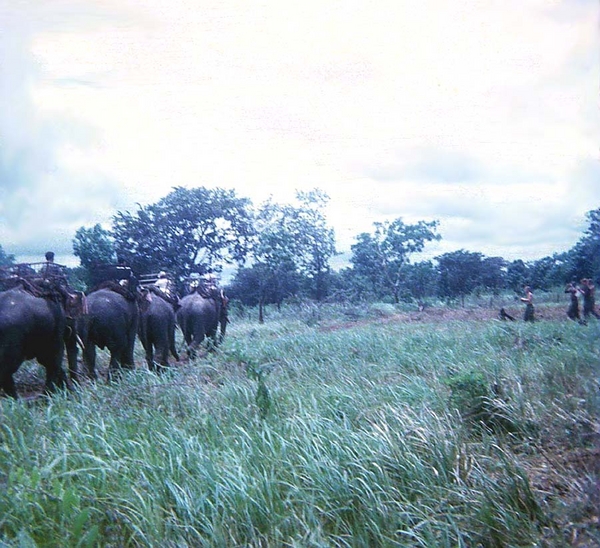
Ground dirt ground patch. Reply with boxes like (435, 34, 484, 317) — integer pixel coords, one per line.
(321, 303, 572, 332)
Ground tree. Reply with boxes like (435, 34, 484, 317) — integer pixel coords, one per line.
(506, 260, 530, 293)
(0, 245, 15, 267)
(251, 197, 304, 319)
(251, 190, 336, 309)
(569, 208, 600, 282)
(480, 256, 507, 295)
(72, 224, 115, 270)
(401, 261, 439, 303)
(111, 187, 255, 283)
(436, 250, 484, 306)
(349, 233, 387, 297)
(350, 218, 440, 303)
(288, 190, 337, 301)
(528, 254, 573, 290)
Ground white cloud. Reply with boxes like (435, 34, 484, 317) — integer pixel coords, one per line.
(0, 0, 598, 266)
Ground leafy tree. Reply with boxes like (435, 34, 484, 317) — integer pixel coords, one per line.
(111, 186, 255, 283)
(348, 233, 386, 297)
(251, 197, 304, 319)
(528, 253, 573, 290)
(401, 260, 439, 303)
(250, 190, 336, 308)
(436, 250, 484, 306)
(287, 190, 337, 301)
(350, 218, 440, 303)
(0, 245, 15, 267)
(331, 266, 381, 302)
(479, 256, 507, 295)
(226, 266, 262, 307)
(227, 262, 302, 319)
(506, 260, 530, 293)
(72, 224, 117, 288)
(568, 208, 600, 282)
(72, 224, 115, 270)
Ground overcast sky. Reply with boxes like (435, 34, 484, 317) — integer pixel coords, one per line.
(1, 0, 598, 268)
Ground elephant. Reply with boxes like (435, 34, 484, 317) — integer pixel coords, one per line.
(176, 288, 228, 359)
(74, 284, 150, 381)
(138, 288, 180, 372)
(0, 283, 86, 398)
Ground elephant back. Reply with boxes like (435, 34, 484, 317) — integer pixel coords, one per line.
(81, 289, 139, 342)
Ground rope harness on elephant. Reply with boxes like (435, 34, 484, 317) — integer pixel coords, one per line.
(0, 274, 87, 320)
(144, 285, 181, 310)
(191, 285, 229, 326)
(87, 280, 138, 301)
(1, 275, 64, 302)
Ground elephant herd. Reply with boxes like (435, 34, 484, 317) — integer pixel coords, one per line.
(0, 274, 229, 398)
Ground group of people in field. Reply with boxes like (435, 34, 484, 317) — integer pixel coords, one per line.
(564, 278, 600, 324)
(511, 279, 600, 324)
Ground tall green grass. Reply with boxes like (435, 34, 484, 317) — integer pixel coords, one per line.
(1, 305, 598, 546)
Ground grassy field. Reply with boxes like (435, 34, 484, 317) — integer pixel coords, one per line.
(1, 301, 599, 547)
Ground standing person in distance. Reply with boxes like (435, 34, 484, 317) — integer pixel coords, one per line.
(521, 285, 534, 322)
(581, 278, 600, 322)
(564, 281, 581, 322)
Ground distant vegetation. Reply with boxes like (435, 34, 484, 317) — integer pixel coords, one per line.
(1, 303, 598, 546)
(3, 188, 598, 308)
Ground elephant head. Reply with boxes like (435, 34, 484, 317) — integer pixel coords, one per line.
(64, 290, 87, 319)
(137, 286, 152, 314)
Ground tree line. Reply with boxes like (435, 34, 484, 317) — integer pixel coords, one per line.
(1, 186, 598, 309)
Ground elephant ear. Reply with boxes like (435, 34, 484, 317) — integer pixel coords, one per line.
(66, 291, 87, 318)
(137, 287, 152, 313)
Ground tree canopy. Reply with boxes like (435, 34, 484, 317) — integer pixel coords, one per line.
(350, 218, 440, 303)
(66, 187, 600, 307)
(73, 224, 115, 270)
(228, 189, 336, 315)
(111, 187, 255, 282)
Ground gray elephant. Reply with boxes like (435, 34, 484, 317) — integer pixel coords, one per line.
(75, 284, 150, 380)
(138, 288, 180, 372)
(0, 282, 86, 398)
(176, 288, 228, 359)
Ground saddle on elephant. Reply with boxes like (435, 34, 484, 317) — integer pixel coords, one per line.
(146, 285, 181, 310)
(88, 279, 139, 301)
(0, 263, 78, 308)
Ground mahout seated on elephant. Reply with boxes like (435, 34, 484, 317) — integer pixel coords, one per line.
(177, 283, 229, 360)
(73, 283, 151, 382)
(0, 277, 86, 398)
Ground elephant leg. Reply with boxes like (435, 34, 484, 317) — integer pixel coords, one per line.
(206, 327, 218, 352)
(0, 370, 18, 398)
(43, 365, 68, 394)
(187, 339, 201, 360)
(39, 354, 68, 394)
(157, 344, 170, 371)
(0, 348, 21, 397)
(124, 331, 136, 368)
(65, 330, 80, 383)
(82, 343, 98, 380)
(36, 339, 68, 394)
(170, 338, 180, 362)
(183, 330, 197, 360)
(169, 325, 180, 361)
(107, 351, 123, 382)
(146, 344, 156, 372)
